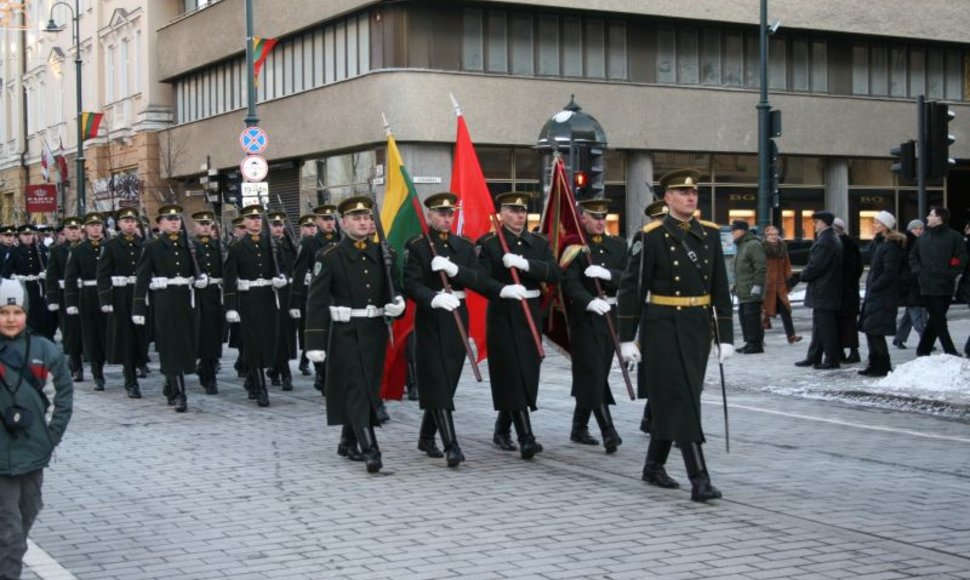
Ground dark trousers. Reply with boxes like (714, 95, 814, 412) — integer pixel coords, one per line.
(738, 301, 764, 346)
(865, 333, 889, 366)
(769, 295, 797, 338)
(917, 296, 957, 355)
(0, 470, 44, 580)
(806, 309, 840, 364)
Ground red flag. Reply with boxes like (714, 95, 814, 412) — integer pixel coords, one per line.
(252, 37, 278, 81)
(450, 114, 495, 362)
(56, 138, 69, 182)
(539, 157, 583, 354)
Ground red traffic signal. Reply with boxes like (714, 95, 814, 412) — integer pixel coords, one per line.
(574, 171, 588, 188)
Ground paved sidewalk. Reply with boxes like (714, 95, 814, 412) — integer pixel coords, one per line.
(20, 308, 970, 580)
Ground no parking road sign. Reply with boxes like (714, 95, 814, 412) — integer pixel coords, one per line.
(239, 127, 269, 155)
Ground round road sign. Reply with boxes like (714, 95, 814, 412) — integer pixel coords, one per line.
(239, 127, 269, 155)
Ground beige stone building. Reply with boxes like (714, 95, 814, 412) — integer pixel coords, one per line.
(5, 0, 970, 238)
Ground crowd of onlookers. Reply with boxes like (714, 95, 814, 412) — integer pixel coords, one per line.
(730, 206, 970, 377)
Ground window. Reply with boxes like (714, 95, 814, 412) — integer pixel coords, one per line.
(462, 8, 483, 71)
(889, 46, 907, 97)
(335, 21, 347, 81)
(607, 22, 627, 80)
(347, 19, 359, 77)
(562, 17, 582, 77)
(105, 46, 114, 102)
(656, 26, 675, 83)
(724, 32, 743, 87)
(537, 15, 559, 76)
(487, 11, 508, 73)
(870, 45, 888, 96)
(945, 50, 962, 99)
(119, 39, 129, 98)
(768, 36, 786, 89)
(852, 44, 868, 95)
(510, 13, 533, 75)
(926, 49, 944, 98)
(586, 20, 606, 79)
(910, 48, 925, 96)
(676, 27, 698, 84)
(811, 41, 827, 92)
(700, 29, 720, 86)
(134, 31, 142, 93)
(791, 40, 809, 91)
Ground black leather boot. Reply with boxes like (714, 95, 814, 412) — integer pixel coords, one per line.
(299, 354, 311, 376)
(255, 369, 270, 407)
(417, 410, 443, 458)
(123, 364, 141, 399)
(137, 364, 149, 378)
(281, 376, 293, 392)
(70, 356, 84, 382)
(434, 409, 463, 467)
(354, 425, 382, 473)
(511, 409, 541, 460)
(492, 412, 516, 451)
(93, 362, 105, 391)
(570, 407, 599, 445)
(313, 362, 326, 395)
(639, 401, 652, 434)
(244, 371, 256, 400)
(375, 401, 390, 424)
(642, 438, 679, 488)
(682, 442, 722, 502)
(592, 404, 622, 454)
(174, 374, 188, 413)
(280, 364, 293, 391)
(337, 425, 363, 461)
(163, 376, 176, 406)
(266, 367, 281, 386)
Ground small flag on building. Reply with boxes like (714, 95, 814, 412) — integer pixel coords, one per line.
(80, 112, 104, 141)
(252, 36, 278, 81)
(40, 138, 56, 182)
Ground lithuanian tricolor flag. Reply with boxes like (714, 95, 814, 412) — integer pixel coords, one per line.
(80, 112, 103, 141)
(252, 36, 278, 81)
(378, 132, 422, 400)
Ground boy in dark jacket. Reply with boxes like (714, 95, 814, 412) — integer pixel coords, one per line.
(0, 279, 73, 579)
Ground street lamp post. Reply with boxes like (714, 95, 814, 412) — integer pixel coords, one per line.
(45, 0, 85, 216)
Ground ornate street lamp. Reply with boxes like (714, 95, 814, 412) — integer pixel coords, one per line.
(45, 0, 85, 215)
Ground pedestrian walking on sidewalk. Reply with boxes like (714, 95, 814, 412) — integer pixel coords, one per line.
(910, 206, 967, 357)
(0, 279, 73, 580)
(858, 211, 906, 377)
(893, 220, 927, 349)
(834, 218, 863, 364)
(617, 169, 734, 502)
(731, 220, 766, 354)
(791, 210, 843, 369)
(762, 225, 801, 344)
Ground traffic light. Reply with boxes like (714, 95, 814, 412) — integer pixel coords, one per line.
(587, 146, 605, 198)
(223, 171, 242, 207)
(573, 170, 588, 192)
(890, 140, 916, 182)
(926, 102, 956, 180)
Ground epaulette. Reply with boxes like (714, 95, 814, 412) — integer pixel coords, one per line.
(407, 235, 425, 247)
(531, 231, 548, 241)
(641, 221, 663, 234)
(477, 232, 496, 244)
(559, 244, 585, 269)
(699, 219, 720, 230)
(321, 244, 340, 257)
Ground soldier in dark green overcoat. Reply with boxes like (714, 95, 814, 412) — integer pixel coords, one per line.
(304, 196, 406, 474)
(475, 192, 561, 460)
(96, 207, 148, 398)
(617, 169, 734, 503)
(191, 211, 224, 395)
(267, 211, 298, 390)
(132, 205, 200, 412)
(403, 192, 486, 467)
(45, 217, 85, 381)
(560, 199, 626, 454)
(64, 213, 108, 390)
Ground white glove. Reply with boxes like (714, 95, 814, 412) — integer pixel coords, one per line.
(584, 265, 612, 281)
(306, 350, 326, 363)
(194, 274, 209, 289)
(100, 305, 114, 314)
(132, 315, 145, 326)
(384, 296, 406, 317)
(717, 343, 735, 363)
(499, 284, 528, 301)
(329, 306, 351, 322)
(586, 298, 611, 316)
(502, 253, 530, 271)
(150, 277, 168, 290)
(750, 285, 762, 297)
(271, 275, 288, 289)
(288, 308, 301, 319)
(304, 272, 312, 286)
(430, 293, 461, 311)
(47, 303, 59, 312)
(431, 255, 459, 278)
(38, 272, 46, 280)
(620, 341, 641, 364)
(226, 310, 241, 323)
(66, 306, 79, 315)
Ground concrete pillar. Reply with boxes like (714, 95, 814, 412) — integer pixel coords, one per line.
(625, 151, 654, 239)
(824, 158, 850, 230)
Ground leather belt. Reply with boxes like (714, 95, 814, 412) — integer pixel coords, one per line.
(648, 293, 710, 307)
(350, 306, 384, 318)
(207, 277, 223, 284)
(58, 280, 65, 289)
(15, 275, 42, 282)
(111, 276, 137, 287)
(79, 279, 98, 287)
(237, 278, 274, 291)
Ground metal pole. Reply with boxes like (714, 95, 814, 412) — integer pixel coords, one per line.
(244, 0, 258, 127)
(916, 95, 927, 221)
(756, 0, 770, 231)
(74, 0, 85, 215)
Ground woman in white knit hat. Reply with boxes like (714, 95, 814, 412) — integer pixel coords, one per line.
(858, 211, 907, 376)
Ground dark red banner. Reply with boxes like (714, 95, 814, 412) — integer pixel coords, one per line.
(26, 184, 57, 213)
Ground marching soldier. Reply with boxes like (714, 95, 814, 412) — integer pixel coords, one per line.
(45, 217, 85, 381)
(290, 204, 340, 393)
(292, 214, 318, 377)
(0, 225, 18, 278)
(305, 196, 406, 473)
(64, 212, 108, 390)
(267, 211, 297, 391)
(13, 224, 53, 339)
(192, 211, 224, 395)
(227, 216, 247, 378)
(403, 192, 485, 467)
(560, 199, 625, 454)
(96, 208, 148, 398)
(476, 192, 561, 460)
(132, 205, 200, 412)
(617, 169, 734, 502)
(638, 199, 668, 434)
(223, 205, 286, 407)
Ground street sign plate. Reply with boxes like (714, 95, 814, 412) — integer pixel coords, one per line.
(240, 155, 269, 182)
(241, 182, 269, 205)
(239, 127, 269, 155)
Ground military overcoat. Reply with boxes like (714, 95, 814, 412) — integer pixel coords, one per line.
(96, 233, 147, 366)
(223, 234, 279, 368)
(64, 239, 108, 364)
(193, 235, 224, 360)
(45, 242, 83, 357)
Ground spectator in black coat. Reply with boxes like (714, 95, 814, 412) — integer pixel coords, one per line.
(959, 222, 970, 358)
(910, 206, 967, 357)
(833, 218, 863, 363)
(858, 211, 906, 377)
(792, 210, 843, 369)
(893, 220, 926, 349)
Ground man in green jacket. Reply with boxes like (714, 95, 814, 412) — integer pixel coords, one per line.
(0, 279, 73, 580)
(731, 220, 767, 354)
